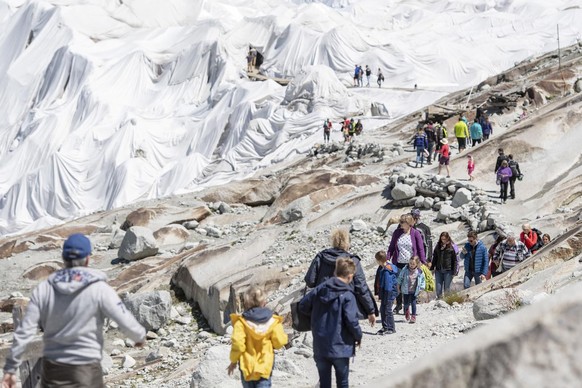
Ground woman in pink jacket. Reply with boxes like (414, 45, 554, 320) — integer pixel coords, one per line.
(387, 214, 426, 314)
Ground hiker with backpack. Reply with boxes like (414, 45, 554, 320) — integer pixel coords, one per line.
(430, 232, 459, 298)
(412, 128, 428, 168)
(520, 224, 542, 254)
(377, 68, 384, 88)
(396, 256, 426, 324)
(494, 148, 508, 173)
(299, 258, 362, 388)
(374, 251, 398, 335)
(492, 232, 530, 274)
(496, 160, 513, 204)
(355, 119, 363, 135)
(323, 119, 332, 143)
(411, 209, 432, 263)
(481, 116, 493, 140)
(434, 122, 447, 161)
(425, 122, 436, 165)
(387, 214, 426, 315)
(365, 65, 372, 87)
(305, 228, 377, 326)
(353, 65, 360, 87)
(461, 231, 489, 289)
(470, 120, 483, 146)
(507, 154, 522, 199)
(454, 116, 469, 153)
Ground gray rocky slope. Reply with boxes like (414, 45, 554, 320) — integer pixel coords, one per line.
(1, 43, 582, 387)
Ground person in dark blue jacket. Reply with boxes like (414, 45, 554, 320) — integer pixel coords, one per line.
(412, 128, 428, 168)
(305, 228, 377, 325)
(461, 231, 489, 289)
(299, 257, 362, 388)
(373, 251, 398, 335)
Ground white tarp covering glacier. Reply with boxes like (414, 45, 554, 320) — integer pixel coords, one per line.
(0, 0, 580, 234)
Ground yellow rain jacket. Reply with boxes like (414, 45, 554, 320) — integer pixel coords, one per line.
(229, 312, 288, 382)
(454, 120, 469, 138)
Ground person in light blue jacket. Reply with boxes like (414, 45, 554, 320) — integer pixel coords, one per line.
(396, 256, 425, 324)
(470, 121, 483, 146)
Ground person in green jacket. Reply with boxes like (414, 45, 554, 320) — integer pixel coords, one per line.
(454, 116, 469, 153)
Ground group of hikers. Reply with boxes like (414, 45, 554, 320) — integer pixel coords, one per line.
(322, 117, 364, 143)
(411, 113, 525, 203)
(2, 219, 552, 387)
(353, 65, 385, 88)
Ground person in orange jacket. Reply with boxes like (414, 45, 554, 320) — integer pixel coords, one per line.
(227, 286, 288, 387)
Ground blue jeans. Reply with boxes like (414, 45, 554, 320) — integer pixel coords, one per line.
(435, 270, 454, 298)
(464, 271, 482, 289)
(403, 294, 417, 316)
(240, 371, 271, 388)
(315, 357, 350, 388)
(415, 148, 425, 164)
(380, 290, 396, 331)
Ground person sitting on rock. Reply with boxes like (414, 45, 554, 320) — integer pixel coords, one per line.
(228, 286, 288, 387)
(492, 232, 530, 275)
(305, 228, 377, 326)
(460, 231, 489, 289)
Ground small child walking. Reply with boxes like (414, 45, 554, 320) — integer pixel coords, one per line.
(467, 154, 475, 181)
(396, 256, 426, 324)
(373, 251, 399, 335)
(228, 286, 288, 387)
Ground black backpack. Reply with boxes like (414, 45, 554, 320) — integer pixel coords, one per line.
(530, 228, 544, 252)
(508, 160, 519, 177)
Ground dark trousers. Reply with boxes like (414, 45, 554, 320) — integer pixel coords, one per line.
(509, 176, 517, 198)
(324, 130, 330, 143)
(403, 294, 417, 315)
(315, 357, 350, 388)
(500, 181, 509, 201)
(42, 358, 104, 388)
(395, 263, 407, 309)
(379, 290, 396, 331)
(472, 138, 482, 146)
(483, 134, 490, 140)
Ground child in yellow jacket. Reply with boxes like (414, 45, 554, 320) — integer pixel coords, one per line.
(227, 286, 288, 387)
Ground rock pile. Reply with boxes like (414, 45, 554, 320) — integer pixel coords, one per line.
(308, 142, 385, 163)
(387, 172, 504, 232)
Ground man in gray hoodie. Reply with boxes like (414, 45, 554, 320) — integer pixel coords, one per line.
(2, 233, 146, 388)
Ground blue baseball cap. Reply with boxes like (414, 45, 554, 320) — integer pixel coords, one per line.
(62, 234, 92, 261)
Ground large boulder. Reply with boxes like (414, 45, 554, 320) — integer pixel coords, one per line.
(22, 261, 63, 281)
(123, 291, 171, 331)
(118, 226, 159, 261)
(473, 288, 527, 321)
(451, 188, 472, 208)
(190, 345, 238, 388)
(437, 204, 461, 221)
(391, 184, 416, 200)
(375, 282, 582, 387)
(121, 208, 157, 230)
(153, 225, 190, 245)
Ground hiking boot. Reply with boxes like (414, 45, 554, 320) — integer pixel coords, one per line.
(410, 315, 416, 324)
(376, 328, 388, 336)
(415, 162, 418, 168)
(404, 309, 411, 322)
(393, 305, 402, 314)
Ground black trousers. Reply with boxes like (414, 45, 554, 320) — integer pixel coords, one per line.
(500, 181, 509, 202)
(509, 176, 517, 198)
(42, 358, 104, 388)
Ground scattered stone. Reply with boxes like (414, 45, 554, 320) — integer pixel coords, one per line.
(351, 220, 367, 232)
(473, 289, 526, 320)
(118, 226, 159, 261)
(452, 188, 472, 208)
(146, 331, 158, 340)
(122, 355, 136, 369)
(183, 220, 199, 230)
(123, 291, 172, 331)
(391, 184, 416, 200)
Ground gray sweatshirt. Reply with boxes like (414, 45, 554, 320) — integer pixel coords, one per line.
(3, 267, 146, 374)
